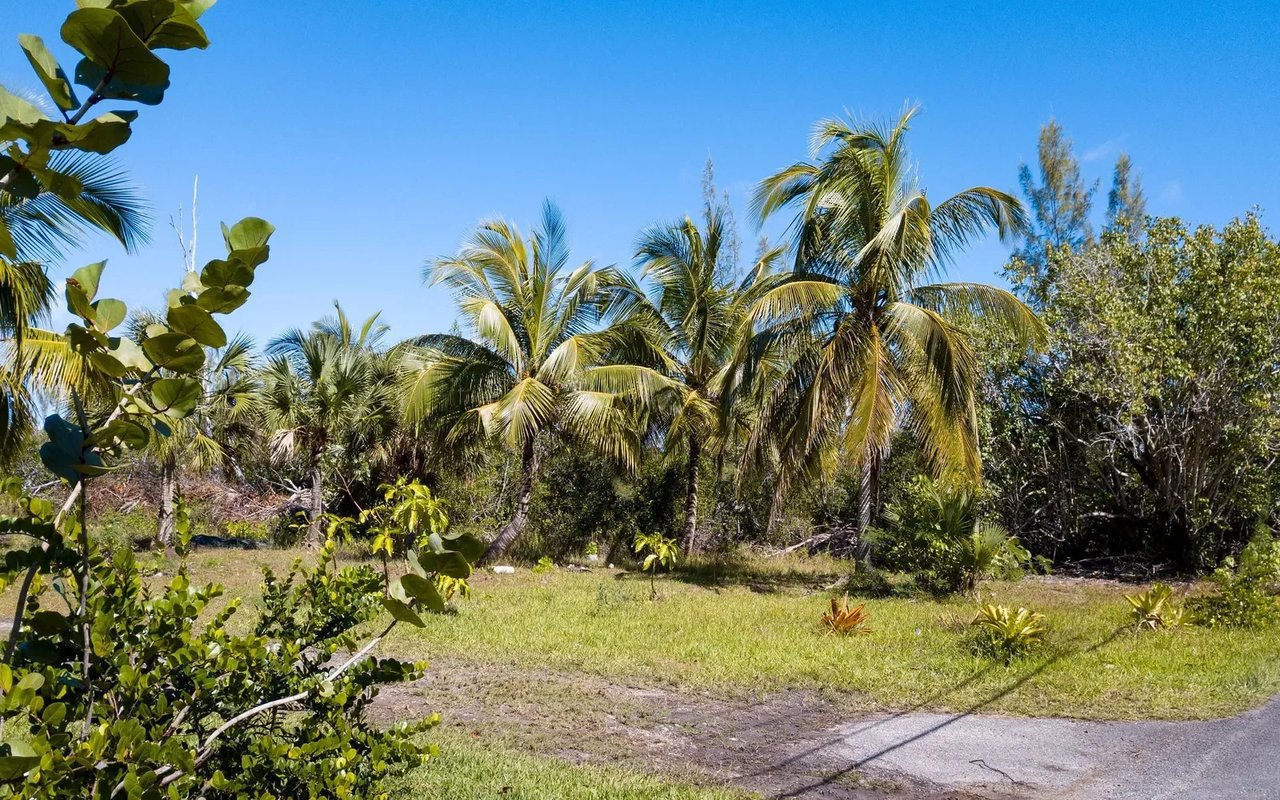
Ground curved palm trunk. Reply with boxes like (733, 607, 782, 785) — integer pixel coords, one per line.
(481, 437, 540, 564)
(155, 453, 177, 552)
(305, 449, 325, 548)
(682, 437, 702, 555)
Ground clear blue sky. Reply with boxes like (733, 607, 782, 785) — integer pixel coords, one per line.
(3, 1, 1278, 343)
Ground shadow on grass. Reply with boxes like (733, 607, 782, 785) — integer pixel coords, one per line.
(740, 625, 1132, 798)
(655, 552, 845, 593)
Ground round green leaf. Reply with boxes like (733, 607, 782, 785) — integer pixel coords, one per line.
(167, 303, 226, 347)
(62, 8, 170, 99)
(142, 333, 205, 373)
(150, 376, 201, 418)
(93, 298, 127, 331)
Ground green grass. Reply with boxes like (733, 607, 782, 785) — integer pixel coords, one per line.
(389, 732, 752, 800)
(7, 547, 1276, 721)
(373, 555, 1279, 721)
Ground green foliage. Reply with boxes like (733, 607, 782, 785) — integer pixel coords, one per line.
(0, 0, 210, 260)
(869, 475, 1029, 594)
(634, 531, 679, 600)
(1124, 583, 1189, 631)
(842, 563, 896, 598)
(363, 478, 449, 558)
(0, 536, 438, 799)
(531, 556, 556, 575)
(1188, 533, 1280, 629)
(970, 604, 1049, 661)
(989, 202, 1280, 568)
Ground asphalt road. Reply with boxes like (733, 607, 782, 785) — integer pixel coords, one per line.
(807, 696, 1280, 799)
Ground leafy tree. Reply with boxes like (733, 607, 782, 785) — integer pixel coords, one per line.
(1009, 119, 1096, 307)
(1105, 152, 1147, 240)
(749, 105, 1045, 546)
(404, 201, 638, 562)
(260, 305, 390, 546)
(1043, 215, 1280, 566)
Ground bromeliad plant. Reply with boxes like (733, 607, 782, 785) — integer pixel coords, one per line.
(634, 531, 679, 599)
(970, 604, 1049, 661)
(1125, 583, 1189, 631)
(821, 594, 872, 636)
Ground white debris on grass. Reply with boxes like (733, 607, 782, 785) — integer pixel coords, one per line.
(491, 565, 516, 574)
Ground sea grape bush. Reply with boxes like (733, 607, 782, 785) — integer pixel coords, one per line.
(0, 5, 473, 797)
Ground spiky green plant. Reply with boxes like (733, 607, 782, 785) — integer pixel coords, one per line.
(971, 604, 1049, 660)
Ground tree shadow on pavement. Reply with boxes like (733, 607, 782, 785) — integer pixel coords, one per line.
(744, 625, 1130, 798)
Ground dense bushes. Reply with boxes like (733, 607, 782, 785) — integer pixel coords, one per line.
(866, 475, 1032, 594)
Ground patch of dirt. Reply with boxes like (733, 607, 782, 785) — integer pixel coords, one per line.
(370, 659, 990, 799)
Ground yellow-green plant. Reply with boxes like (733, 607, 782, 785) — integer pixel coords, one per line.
(821, 594, 872, 636)
(1125, 583, 1188, 630)
(971, 604, 1048, 660)
(436, 573, 471, 604)
(634, 531, 679, 599)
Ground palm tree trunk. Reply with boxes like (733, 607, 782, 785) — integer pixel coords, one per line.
(482, 437, 540, 564)
(155, 454, 177, 552)
(305, 450, 324, 548)
(682, 437, 702, 555)
(851, 451, 882, 556)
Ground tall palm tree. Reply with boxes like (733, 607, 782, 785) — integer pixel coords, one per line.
(260, 304, 389, 546)
(403, 201, 637, 563)
(593, 208, 783, 553)
(749, 106, 1045, 542)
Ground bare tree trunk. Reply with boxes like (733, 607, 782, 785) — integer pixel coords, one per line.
(305, 451, 324, 548)
(481, 437, 540, 564)
(156, 454, 177, 553)
(682, 437, 702, 555)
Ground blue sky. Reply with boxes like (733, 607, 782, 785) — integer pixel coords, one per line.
(3, 1, 1278, 343)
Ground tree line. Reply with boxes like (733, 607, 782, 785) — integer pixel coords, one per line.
(5, 101, 1277, 574)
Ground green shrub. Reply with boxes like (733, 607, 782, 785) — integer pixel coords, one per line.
(223, 520, 270, 541)
(1187, 531, 1280, 628)
(970, 604, 1049, 661)
(870, 476, 1030, 594)
(634, 532, 679, 599)
(532, 556, 556, 574)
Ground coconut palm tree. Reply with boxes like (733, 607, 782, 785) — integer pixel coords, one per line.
(260, 305, 389, 546)
(591, 209, 783, 553)
(749, 106, 1046, 543)
(403, 200, 638, 563)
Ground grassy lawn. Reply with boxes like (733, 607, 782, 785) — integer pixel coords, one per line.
(6, 546, 1277, 721)
(389, 732, 753, 800)
(373, 555, 1279, 721)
